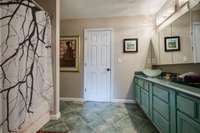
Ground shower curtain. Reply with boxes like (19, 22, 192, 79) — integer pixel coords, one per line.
(0, 0, 53, 132)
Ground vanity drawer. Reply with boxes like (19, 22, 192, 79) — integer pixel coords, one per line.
(153, 84, 169, 103)
(153, 110, 169, 133)
(153, 96, 169, 120)
(177, 94, 196, 118)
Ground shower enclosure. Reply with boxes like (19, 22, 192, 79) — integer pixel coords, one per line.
(0, 0, 54, 132)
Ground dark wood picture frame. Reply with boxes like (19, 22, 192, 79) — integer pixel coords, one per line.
(164, 36, 180, 52)
(123, 38, 138, 53)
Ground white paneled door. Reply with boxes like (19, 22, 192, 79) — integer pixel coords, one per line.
(84, 29, 112, 102)
(193, 22, 200, 63)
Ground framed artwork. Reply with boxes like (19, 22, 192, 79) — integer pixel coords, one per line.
(164, 36, 180, 52)
(60, 36, 80, 72)
(123, 38, 138, 53)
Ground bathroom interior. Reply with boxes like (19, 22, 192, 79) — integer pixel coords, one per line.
(1, 0, 200, 133)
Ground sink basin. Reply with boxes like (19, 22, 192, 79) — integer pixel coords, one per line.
(142, 69, 162, 77)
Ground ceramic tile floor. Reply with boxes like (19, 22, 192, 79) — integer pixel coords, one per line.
(42, 101, 159, 133)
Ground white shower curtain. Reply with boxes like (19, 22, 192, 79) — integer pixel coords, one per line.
(0, 0, 53, 132)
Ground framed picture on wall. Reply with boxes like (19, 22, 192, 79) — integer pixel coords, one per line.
(60, 36, 80, 72)
(123, 38, 138, 53)
(164, 36, 180, 52)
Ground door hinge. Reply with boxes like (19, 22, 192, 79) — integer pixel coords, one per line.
(85, 88, 86, 92)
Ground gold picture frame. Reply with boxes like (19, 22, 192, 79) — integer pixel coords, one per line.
(60, 36, 80, 72)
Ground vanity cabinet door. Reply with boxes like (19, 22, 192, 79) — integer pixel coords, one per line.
(177, 111, 200, 133)
(135, 85, 141, 104)
(140, 88, 149, 115)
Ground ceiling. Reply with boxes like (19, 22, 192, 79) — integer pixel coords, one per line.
(60, 0, 167, 20)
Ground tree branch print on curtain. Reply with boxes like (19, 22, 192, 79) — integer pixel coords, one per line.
(0, 0, 53, 132)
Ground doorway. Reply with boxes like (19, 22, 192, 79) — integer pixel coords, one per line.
(84, 28, 113, 102)
(193, 22, 200, 63)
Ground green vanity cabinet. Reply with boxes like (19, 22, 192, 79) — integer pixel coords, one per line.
(176, 93, 200, 133)
(134, 77, 150, 116)
(135, 84, 141, 104)
(177, 111, 200, 133)
(140, 86, 149, 115)
(151, 84, 172, 133)
(134, 75, 200, 133)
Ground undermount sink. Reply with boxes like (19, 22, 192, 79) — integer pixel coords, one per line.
(142, 69, 162, 77)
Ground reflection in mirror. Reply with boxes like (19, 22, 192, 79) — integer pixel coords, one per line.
(159, 24, 173, 64)
(152, 8, 193, 65)
(151, 31, 160, 65)
(192, 3, 200, 63)
(171, 12, 193, 64)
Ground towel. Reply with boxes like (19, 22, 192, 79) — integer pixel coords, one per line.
(178, 72, 200, 83)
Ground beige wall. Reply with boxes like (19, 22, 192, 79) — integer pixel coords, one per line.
(60, 16, 154, 100)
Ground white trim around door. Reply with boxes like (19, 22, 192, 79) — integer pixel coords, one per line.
(84, 28, 114, 102)
(192, 22, 200, 63)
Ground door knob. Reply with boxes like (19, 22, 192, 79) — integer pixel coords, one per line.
(106, 68, 111, 71)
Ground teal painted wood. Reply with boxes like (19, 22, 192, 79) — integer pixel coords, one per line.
(140, 88, 149, 115)
(153, 96, 169, 120)
(198, 104, 200, 121)
(135, 85, 141, 104)
(177, 111, 200, 133)
(176, 93, 200, 123)
(144, 81, 149, 91)
(153, 84, 169, 103)
(149, 82, 153, 119)
(134, 76, 200, 133)
(138, 78, 145, 88)
(177, 94, 196, 118)
(153, 110, 169, 133)
(169, 90, 176, 133)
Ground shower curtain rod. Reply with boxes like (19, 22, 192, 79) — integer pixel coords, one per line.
(32, 0, 45, 11)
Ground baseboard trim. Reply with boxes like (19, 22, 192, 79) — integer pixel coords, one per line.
(60, 97, 136, 104)
(60, 97, 84, 102)
(50, 112, 61, 120)
(111, 99, 136, 104)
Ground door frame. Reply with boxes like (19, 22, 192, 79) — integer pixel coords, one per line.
(192, 21, 200, 63)
(83, 28, 114, 102)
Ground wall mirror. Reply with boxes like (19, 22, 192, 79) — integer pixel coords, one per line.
(152, 2, 200, 65)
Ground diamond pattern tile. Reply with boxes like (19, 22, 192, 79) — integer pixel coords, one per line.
(41, 101, 159, 133)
